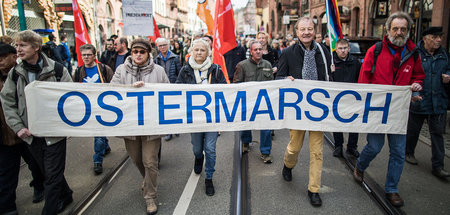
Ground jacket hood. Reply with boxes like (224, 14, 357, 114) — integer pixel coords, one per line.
(124, 55, 155, 76)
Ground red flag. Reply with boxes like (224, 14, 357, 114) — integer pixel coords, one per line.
(212, 0, 237, 84)
(72, 0, 92, 66)
(148, 17, 161, 42)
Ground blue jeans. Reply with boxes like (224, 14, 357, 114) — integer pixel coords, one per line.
(240, 130, 272, 155)
(93, 137, 110, 164)
(357, 133, 405, 193)
(191, 132, 218, 179)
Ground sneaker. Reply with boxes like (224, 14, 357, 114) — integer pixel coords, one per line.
(260, 154, 272, 164)
(333, 146, 343, 157)
(205, 179, 215, 196)
(405, 154, 418, 165)
(32, 188, 44, 203)
(164, 134, 173, 141)
(242, 143, 249, 153)
(346, 148, 360, 158)
(194, 156, 204, 174)
(94, 163, 103, 175)
(146, 199, 158, 215)
(282, 165, 292, 181)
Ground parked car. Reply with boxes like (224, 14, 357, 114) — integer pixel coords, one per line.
(347, 37, 382, 62)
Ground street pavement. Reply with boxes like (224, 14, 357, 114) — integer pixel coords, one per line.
(13, 127, 450, 214)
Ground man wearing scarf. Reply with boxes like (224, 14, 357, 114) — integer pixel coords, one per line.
(0, 30, 74, 215)
(276, 17, 332, 207)
(355, 12, 425, 207)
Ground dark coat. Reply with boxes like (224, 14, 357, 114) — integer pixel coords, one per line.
(331, 52, 361, 83)
(100, 50, 116, 65)
(276, 41, 332, 81)
(107, 50, 131, 72)
(176, 63, 226, 84)
(262, 45, 279, 68)
(410, 41, 450, 114)
(154, 52, 181, 83)
(224, 45, 246, 81)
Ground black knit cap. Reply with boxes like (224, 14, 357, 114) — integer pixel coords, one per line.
(0, 43, 17, 55)
(422, 27, 444, 37)
(130, 38, 152, 52)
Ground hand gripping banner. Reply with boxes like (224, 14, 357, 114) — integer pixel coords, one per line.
(25, 80, 412, 137)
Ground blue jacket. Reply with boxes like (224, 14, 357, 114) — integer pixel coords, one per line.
(410, 41, 450, 114)
(154, 51, 181, 83)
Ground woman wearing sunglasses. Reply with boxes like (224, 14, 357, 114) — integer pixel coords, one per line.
(176, 39, 226, 196)
(111, 38, 169, 215)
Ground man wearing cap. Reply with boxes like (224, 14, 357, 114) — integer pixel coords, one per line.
(73, 44, 114, 175)
(405, 27, 450, 179)
(0, 42, 46, 215)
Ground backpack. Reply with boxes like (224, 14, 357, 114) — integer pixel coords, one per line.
(371, 41, 419, 74)
(11, 61, 64, 83)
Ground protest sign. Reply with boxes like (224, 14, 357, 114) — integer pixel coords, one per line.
(25, 80, 411, 137)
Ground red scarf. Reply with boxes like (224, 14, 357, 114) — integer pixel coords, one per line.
(384, 36, 404, 73)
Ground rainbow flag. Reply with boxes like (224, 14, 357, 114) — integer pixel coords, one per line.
(325, 0, 343, 51)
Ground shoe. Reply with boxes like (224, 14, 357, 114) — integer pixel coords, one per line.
(56, 195, 73, 213)
(405, 154, 418, 165)
(94, 163, 103, 175)
(205, 179, 215, 196)
(32, 188, 44, 203)
(333, 146, 343, 157)
(146, 199, 158, 215)
(346, 148, 360, 158)
(385, 193, 404, 207)
(194, 156, 204, 174)
(308, 191, 322, 207)
(164, 134, 173, 141)
(242, 143, 249, 153)
(353, 166, 364, 183)
(432, 167, 450, 179)
(282, 165, 292, 181)
(105, 147, 111, 155)
(260, 154, 272, 164)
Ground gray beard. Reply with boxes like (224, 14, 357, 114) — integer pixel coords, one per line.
(388, 32, 409, 47)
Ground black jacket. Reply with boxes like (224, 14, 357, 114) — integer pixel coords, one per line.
(224, 45, 246, 81)
(107, 50, 131, 72)
(331, 52, 361, 83)
(176, 63, 226, 84)
(276, 41, 332, 81)
(100, 50, 116, 65)
(263, 46, 279, 68)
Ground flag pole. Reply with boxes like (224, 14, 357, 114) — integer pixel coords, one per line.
(325, 0, 334, 64)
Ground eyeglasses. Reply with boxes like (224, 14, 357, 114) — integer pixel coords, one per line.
(81, 54, 94, 57)
(132, 50, 147, 55)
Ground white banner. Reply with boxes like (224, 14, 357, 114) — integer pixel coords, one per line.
(122, 0, 154, 36)
(25, 80, 412, 137)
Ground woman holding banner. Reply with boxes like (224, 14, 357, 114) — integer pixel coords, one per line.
(110, 38, 169, 215)
(176, 39, 226, 196)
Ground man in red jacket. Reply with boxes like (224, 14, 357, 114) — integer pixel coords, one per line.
(353, 11, 425, 207)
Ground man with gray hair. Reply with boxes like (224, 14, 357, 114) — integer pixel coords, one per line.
(234, 40, 274, 163)
(354, 11, 425, 207)
(276, 16, 332, 207)
(1, 30, 74, 215)
(154, 37, 181, 141)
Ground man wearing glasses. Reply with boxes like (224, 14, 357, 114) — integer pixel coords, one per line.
(330, 39, 361, 158)
(73, 44, 114, 175)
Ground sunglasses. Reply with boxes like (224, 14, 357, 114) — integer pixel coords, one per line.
(132, 50, 147, 54)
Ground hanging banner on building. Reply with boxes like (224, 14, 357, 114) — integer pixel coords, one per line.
(122, 0, 154, 36)
(25, 80, 412, 137)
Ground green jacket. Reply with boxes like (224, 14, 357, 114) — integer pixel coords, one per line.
(0, 53, 73, 145)
(233, 58, 273, 83)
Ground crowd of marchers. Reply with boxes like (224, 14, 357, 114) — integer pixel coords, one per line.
(0, 11, 449, 215)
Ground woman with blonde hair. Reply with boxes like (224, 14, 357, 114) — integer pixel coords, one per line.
(111, 38, 169, 215)
(176, 39, 226, 196)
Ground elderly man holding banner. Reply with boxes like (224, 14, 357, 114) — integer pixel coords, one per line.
(276, 17, 332, 207)
(354, 12, 425, 207)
